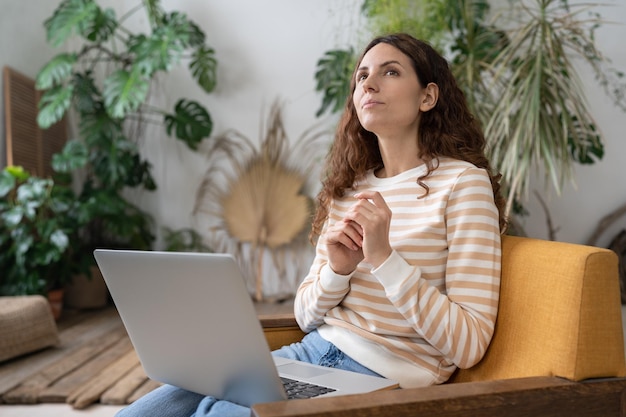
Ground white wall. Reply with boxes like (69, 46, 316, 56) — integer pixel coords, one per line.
(0, 0, 62, 169)
(1, 0, 625, 252)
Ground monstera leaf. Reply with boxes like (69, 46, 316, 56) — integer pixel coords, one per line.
(314, 48, 355, 117)
(102, 69, 150, 119)
(81, 5, 117, 42)
(190, 45, 217, 93)
(35, 53, 77, 90)
(52, 140, 90, 173)
(164, 99, 213, 150)
(44, 0, 99, 47)
(72, 71, 101, 115)
(37, 84, 74, 129)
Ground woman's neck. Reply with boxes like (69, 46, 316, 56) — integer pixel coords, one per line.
(375, 134, 422, 178)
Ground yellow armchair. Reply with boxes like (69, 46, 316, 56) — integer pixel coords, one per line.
(255, 235, 626, 417)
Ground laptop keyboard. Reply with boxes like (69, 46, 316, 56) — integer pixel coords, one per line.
(281, 377, 337, 399)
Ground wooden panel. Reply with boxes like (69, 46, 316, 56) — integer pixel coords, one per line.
(251, 377, 626, 417)
(38, 97, 68, 178)
(3, 66, 67, 176)
(4, 66, 40, 173)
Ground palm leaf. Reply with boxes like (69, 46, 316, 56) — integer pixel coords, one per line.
(222, 159, 309, 249)
(35, 53, 77, 90)
(190, 46, 217, 93)
(164, 99, 213, 150)
(102, 69, 149, 119)
(484, 0, 604, 215)
(37, 85, 74, 129)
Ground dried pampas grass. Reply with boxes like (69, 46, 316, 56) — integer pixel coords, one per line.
(193, 99, 330, 301)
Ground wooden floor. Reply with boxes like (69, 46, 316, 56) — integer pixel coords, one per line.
(0, 300, 294, 410)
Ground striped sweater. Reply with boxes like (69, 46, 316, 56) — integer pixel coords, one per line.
(294, 158, 501, 387)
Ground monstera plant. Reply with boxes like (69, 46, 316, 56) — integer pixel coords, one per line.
(34, 0, 217, 264)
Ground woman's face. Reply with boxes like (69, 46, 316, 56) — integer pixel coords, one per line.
(353, 43, 425, 139)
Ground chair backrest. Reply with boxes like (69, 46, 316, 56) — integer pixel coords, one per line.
(451, 235, 626, 383)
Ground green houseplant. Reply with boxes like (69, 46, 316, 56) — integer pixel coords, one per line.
(34, 0, 218, 273)
(0, 166, 79, 298)
(314, 0, 625, 225)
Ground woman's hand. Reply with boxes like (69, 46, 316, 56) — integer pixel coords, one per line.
(346, 191, 393, 268)
(324, 218, 365, 276)
(324, 191, 393, 275)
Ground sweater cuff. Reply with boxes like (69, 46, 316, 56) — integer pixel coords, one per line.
(371, 250, 417, 295)
(319, 263, 353, 292)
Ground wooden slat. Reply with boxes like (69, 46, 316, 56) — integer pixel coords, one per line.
(3, 66, 67, 177)
(67, 349, 140, 409)
(2, 326, 128, 404)
(0, 302, 297, 407)
(3, 66, 40, 174)
(126, 378, 163, 404)
(100, 363, 149, 405)
(38, 333, 133, 403)
(251, 377, 626, 417)
(0, 308, 124, 396)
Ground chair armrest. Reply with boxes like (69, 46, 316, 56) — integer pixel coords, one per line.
(251, 376, 626, 417)
(259, 313, 305, 351)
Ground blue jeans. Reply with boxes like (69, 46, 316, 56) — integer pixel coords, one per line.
(115, 330, 380, 417)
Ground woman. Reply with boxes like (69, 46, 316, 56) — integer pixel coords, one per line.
(117, 32, 506, 417)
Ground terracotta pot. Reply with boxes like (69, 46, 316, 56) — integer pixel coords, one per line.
(47, 288, 64, 320)
(64, 266, 109, 309)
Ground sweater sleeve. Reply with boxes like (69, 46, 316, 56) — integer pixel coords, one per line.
(294, 216, 354, 333)
(373, 166, 501, 368)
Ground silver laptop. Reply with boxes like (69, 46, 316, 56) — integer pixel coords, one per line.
(93, 249, 398, 407)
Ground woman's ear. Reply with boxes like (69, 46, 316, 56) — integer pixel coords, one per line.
(419, 82, 439, 112)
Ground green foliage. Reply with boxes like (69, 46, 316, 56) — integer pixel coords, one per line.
(102, 69, 150, 118)
(314, 48, 355, 117)
(362, 0, 450, 47)
(483, 0, 615, 214)
(37, 0, 217, 143)
(32, 0, 219, 277)
(164, 99, 213, 150)
(0, 167, 80, 295)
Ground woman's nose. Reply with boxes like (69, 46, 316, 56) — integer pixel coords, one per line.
(362, 75, 378, 92)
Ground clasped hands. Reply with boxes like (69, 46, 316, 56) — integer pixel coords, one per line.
(325, 191, 393, 275)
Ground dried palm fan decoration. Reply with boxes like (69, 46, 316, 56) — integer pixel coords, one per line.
(194, 100, 330, 301)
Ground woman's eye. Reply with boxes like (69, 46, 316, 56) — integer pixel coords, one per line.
(357, 73, 367, 82)
(385, 69, 399, 76)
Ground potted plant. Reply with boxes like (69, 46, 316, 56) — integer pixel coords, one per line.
(32, 0, 218, 306)
(0, 166, 81, 318)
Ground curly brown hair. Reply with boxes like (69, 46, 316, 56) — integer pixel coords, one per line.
(311, 33, 507, 240)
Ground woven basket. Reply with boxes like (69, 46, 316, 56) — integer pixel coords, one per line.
(0, 295, 59, 362)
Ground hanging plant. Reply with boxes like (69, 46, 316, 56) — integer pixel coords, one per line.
(193, 100, 330, 301)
